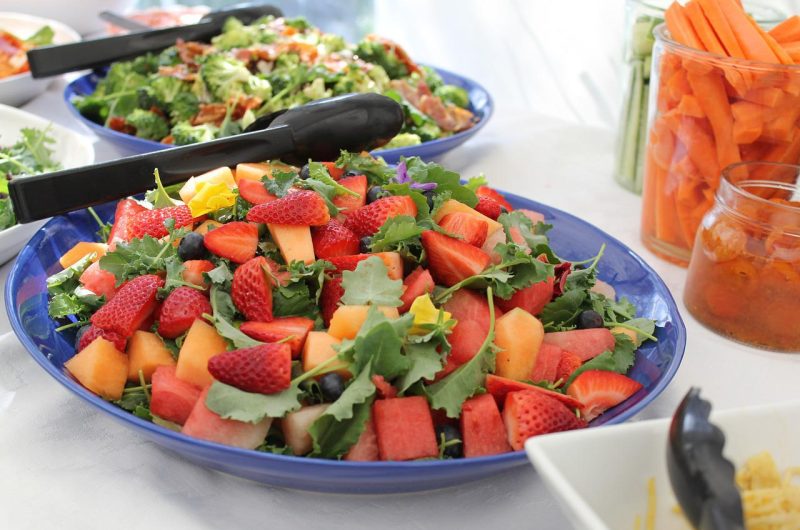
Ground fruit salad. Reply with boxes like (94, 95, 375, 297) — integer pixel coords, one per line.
(47, 153, 656, 460)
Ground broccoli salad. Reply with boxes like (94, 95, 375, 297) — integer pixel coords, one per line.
(73, 16, 477, 149)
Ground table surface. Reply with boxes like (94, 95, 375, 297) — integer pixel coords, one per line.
(2, 1, 800, 528)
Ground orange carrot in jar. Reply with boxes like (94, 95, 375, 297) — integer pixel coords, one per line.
(716, 0, 779, 63)
(757, 25, 794, 65)
(677, 94, 705, 117)
(655, 168, 685, 247)
(672, 115, 721, 181)
(676, 172, 707, 246)
(740, 86, 784, 107)
(665, 3, 704, 50)
(768, 15, 800, 44)
(730, 101, 766, 144)
(651, 117, 677, 171)
(685, 1, 748, 92)
(686, 69, 742, 170)
(697, 0, 746, 57)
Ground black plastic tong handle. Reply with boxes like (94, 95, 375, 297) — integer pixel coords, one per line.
(27, 2, 283, 78)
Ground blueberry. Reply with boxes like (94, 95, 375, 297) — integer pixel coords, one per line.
(359, 236, 372, 254)
(299, 164, 311, 180)
(423, 190, 436, 210)
(178, 232, 208, 261)
(366, 186, 384, 203)
(319, 373, 345, 402)
(577, 310, 604, 329)
(435, 424, 463, 459)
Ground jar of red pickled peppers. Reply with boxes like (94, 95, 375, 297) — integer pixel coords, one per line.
(641, 23, 800, 265)
(684, 162, 800, 351)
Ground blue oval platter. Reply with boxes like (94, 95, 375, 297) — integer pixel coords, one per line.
(6, 191, 685, 494)
(64, 66, 493, 164)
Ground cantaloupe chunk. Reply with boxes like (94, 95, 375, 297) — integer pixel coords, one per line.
(194, 220, 222, 235)
(494, 308, 544, 380)
(268, 224, 314, 264)
(65, 337, 129, 400)
(328, 305, 400, 340)
(432, 199, 503, 235)
(375, 252, 403, 281)
(182, 386, 271, 449)
(610, 326, 642, 346)
(281, 404, 329, 455)
(179, 167, 236, 203)
(302, 331, 350, 378)
(234, 162, 272, 183)
(175, 319, 228, 387)
(127, 331, 176, 382)
(59, 242, 107, 269)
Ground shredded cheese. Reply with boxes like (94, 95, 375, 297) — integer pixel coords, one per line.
(736, 452, 800, 530)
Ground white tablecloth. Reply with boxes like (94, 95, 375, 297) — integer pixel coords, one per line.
(2, 1, 800, 528)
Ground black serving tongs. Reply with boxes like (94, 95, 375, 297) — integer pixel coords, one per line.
(8, 93, 404, 223)
(667, 388, 745, 530)
(26, 2, 283, 78)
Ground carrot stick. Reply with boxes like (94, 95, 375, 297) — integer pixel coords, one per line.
(768, 15, 800, 44)
(677, 94, 705, 117)
(782, 41, 800, 62)
(665, 3, 704, 50)
(655, 166, 684, 247)
(758, 24, 794, 65)
(651, 117, 677, 171)
(672, 115, 721, 182)
(697, 0, 746, 58)
(685, 0, 748, 92)
(686, 69, 742, 171)
(642, 148, 660, 236)
(740, 86, 784, 107)
(716, 0, 779, 63)
(730, 101, 767, 144)
(676, 169, 706, 246)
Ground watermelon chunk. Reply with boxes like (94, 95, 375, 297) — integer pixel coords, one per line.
(542, 329, 616, 361)
(399, 267, 435, 313)
(182, 387, 272, 449)
(460, 393, 512, 457)
(485, 374, 584, 410)
(344, 416, 380, 461)
(150, 366, 202, 425)
(443, 289, 491, 328)
(373, 397, 438, 461)
(530, 342, 563, 383)
(332, 174, 367, 214)
(496, 276, 554, 316)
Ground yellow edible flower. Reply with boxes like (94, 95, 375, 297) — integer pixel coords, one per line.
(187, 181, 236, 217)
(408, 294, 452, 335)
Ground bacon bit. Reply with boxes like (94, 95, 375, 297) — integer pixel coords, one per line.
(161, 135, 175, 145)
(108, 116, 136, 135)
(365, 34, 420, 74)
(191, 103, 227, 126)
(176, 39, 210, 65)
(232, 95, 263, 120)
(158, 64, 197, 81)
(390, 79, 475, 133)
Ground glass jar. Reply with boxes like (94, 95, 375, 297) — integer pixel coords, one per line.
(614, 1, 782, 195)
(641, 22, 800, 266)
(684, 162, 800, 352)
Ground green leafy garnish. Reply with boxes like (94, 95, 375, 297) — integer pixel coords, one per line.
(207, 285, 263, 349)
(340, 256, 403, 307)
(99, 223, 187, 285)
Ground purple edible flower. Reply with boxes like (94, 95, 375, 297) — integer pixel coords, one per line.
(393, 160, 437, 192)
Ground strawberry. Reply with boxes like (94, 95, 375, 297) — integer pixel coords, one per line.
(108, 198, 147, 248)
(322, 161, 345, 180)
(181, 259, 215, 290)
(320, 275, 344, 326)
(566, 370, 644, 422)
(157, 286, 212, 339)
(555, 351, 583, 385)
(503, 390, 586, 450)
(486, 374, 584, 410)
(372, 375, 397, 399)
(332, 174, 367, 214)
(208, 343, 292, 394)
(77, 325, 127, 353)
(476, 185, 513, 212)
(420, 230, 491, 287)
(238, 179, 277, 205)
(246, 190, 330, 226)
(344, 195, 417, 237)
(90, 274, 164, 337)
(231, 256, 273, 322)
(79, 261, 118, 300)
(474, 196, 505, 220)
(399, 267, 435, 313)
(203, 221, 258, 264)
(129, 205, 196, 240)
(239, 317, 314, 358)
(438, 212, 488, 247)
(311, 220, 360, 259)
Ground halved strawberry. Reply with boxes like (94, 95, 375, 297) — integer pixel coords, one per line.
(320, 275, 344, 326)
(322, 161, 345, 180)
(79, 261, 118, 301)
(503, 390, 586, 450)
(555, 351, 583, 385)
(157, 286, 212, 339)
(566, 370, 643, 422)
(181, 259, 215, 290)
(486, 374, 584, 410)
(476, 185, 513, 211)
(238, 179, 277, 205)
(240, 317, 314, 358)
(474, 196, 504, 220)
(438, 212, 488, 247)
(420, 230, 491, 287)
(399, 267, 435, 313)
(246, 190, 330, 226)
(108, 198, 147, 248)
(332, 174, 367, 214)
(311, 220, 360, 259)
(90, 274, 164, 337)
(231, 256, 273, 322)
(203, 221, 258, 264)
(208, 343, 292, 394)
(344, 195, 417, 237)
(77, 325, 127, 353)
(129, 205, 196, 240)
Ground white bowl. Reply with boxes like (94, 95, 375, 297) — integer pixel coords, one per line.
(0, 2, 136, 36)
(0, 12, 81, 107)
(0, 104, 94, 264)
(526, 400, 800, 530)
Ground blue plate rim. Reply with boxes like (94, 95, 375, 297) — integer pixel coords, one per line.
(63, 64, 494, 157)
(5, 191, 686, 471)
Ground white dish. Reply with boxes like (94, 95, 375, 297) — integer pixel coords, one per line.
(0, 104, 94, 265)
(526, 399, 800, 530)
(0, 12, 81, 107)
(0, 1, 137, 36)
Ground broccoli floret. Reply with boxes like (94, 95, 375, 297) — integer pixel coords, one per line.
(284, 17, 311, 31)
(302, 77, 331, 100)
(384, 133, 421, 148)
(126, 109, 169, 141)
(129, 54, 159, 76)
(435, 85, 470, 109)
(320, 33, 346, 52)
(74, 95, 108, 125)
(247, 76, 272, 100)
(354, 40, 408, 79)
(158, 46, 181, 66)
(420, 66, 444, 91)
(212, 17, 279, 51)
(169, 92, 200, 122)
(100, 62, 148, 95)
(199, 55, 253, 102)
(152, 76, 188, 104)
(409, 122, 442, 142)
(170, 122, 217, 146)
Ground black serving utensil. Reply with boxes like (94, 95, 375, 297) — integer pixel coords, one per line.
(9, 93, 403, 223)
(27, 2, 283, 78)
(667, 388, 745, 530)
(98, 11, 153, 33)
